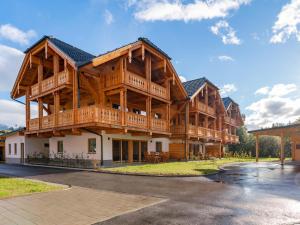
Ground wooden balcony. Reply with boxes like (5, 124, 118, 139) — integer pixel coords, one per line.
(30, 70, 71, 98)
(171, 125, 221, 140)
(224, 116, 238, 126)
(105, 71, 168, 100)
(28, 105, 168, 134)
(195, 102, 216, 116)
(223, 131, 239, 143)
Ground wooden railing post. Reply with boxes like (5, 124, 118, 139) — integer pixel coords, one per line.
(38, 61, 43, 94)
(25, 89, 30, 131)
(145, 55, 151, 92)
(54, 92, 60, 126)
(146, 96, 152, 130)
(38, 98, 43, 129)
(73, 70, 79, 125)
(53, 54, 59, 87)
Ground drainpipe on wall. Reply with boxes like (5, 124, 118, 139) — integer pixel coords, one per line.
(82, 128, 103, 167)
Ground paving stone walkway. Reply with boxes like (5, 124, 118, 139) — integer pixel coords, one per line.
(0, 186, 165, 225)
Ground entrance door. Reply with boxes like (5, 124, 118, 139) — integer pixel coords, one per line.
(0, 147, 4, 161)
(112, 140, 129, 163)
(133, 141, 139, 162)
(141, 141, 147, 161)
(20, 143, 25, 164)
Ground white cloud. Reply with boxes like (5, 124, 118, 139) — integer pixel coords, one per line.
(246, 83, 299, 129)
(254, 84, 297, 97)
(104, 9, 114, 25)
(179, 75, 187, 82)
(220, 83, 237, 96)
(128, 0, 251, 22)
(270, 0, 300, 43)
(211, 20, 241, 45)
(0, 44, 24, 91)
(0, 24, 36, 45)
(0, 99, 38, 127)
(218, 55, 234, 62)
(255, 86, 269, 95)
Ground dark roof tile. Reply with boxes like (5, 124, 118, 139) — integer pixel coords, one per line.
(182, 77, 219, 97)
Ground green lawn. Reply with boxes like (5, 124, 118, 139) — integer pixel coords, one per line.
(0, 177, 63, 199)
(102, 157, 282, 176)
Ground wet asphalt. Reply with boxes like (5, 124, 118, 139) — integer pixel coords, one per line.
(0, 162, 299, 225)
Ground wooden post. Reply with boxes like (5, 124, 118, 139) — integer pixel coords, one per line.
(38, 98, 43, 129)
(256, 134, 259, 162)
(38, 62, 43, 94)
(146, 96, 152, 130)
(205, 85, 208, 112)
(280, 133, 285, 165)
(120, 58, 125, 84)
(25, 89, 30, 131)
(185, 102, 189, 160)
(128, 140, 133, 163)
(73, 70, 78, 125)
(145, 55, 151, 91)
(54, 92, 60, 126)
(219, 142, 222, 159)
(53, 54, 59, 87)
(166, 103, 170, 132)
(291, 137, 295, 161)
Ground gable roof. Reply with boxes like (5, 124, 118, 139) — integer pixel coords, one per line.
(182, 77, 219, 98)
(222, 97, 238, 109)
(25, 36, 95, 66)
(0, 127, 25, 138)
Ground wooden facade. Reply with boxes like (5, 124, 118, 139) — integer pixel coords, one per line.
(11, 36, 243, 162)
(11, 37, 187, 138)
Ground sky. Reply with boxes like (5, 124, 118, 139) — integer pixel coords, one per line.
(1, 0, 300, 130)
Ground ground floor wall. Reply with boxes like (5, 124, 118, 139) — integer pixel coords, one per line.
(5, 134, 25, 164)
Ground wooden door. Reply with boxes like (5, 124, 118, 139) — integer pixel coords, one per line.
(20, 143, 25, 164)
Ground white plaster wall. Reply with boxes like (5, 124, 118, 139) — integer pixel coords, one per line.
(5, 134, 25, 160)
(25, 137, 49, 157)
(148, 138, 170, 152)
(49, 132, 101, 160)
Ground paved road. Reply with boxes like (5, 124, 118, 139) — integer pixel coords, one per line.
(0, 162, 300, 225)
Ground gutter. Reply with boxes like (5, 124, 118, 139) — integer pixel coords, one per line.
(82, 128, 103, 166)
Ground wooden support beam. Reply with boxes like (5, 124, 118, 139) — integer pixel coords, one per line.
(37, 62, 43, 93)
(280, 132, 285, 165)
(25, 89, 30, 131)
(145, 55, 151, 90)
(73, 70, 78, 125)
(146, 96, 152, 130)
(53, 92, 60, 126)
(128, 140, 133, 163)
(38, 98, 43, 129)
(219, 142, 222, 159)
(185, 102, 189, 160)
(256, 134, 259, 162)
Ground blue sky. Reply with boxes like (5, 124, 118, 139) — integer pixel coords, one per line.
(1, 0, 300, 129)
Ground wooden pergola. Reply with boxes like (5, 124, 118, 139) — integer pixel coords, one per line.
(249, 124, 300, 165)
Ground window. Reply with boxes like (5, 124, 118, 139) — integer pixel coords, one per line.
(88, 138, 96, 154)
(14, 143, 17, 155)
(156, 142, 162, 153)
(57, 141, 63, 154)
(8, 144, 11, 155)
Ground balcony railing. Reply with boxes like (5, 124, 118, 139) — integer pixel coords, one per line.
(126, 71, 147, 92)
(29, 118, 39, 131)
(152, 118, 168, 132)
(195, 102, 216, 116)
(127, 112, 147, 129)
(41, 115, 54, 129)
(30, 70, 71, 98)
(104, 71, 168, 100)
(223, 131, 239, 143)
(28, 105, 167, 133)
(171, 125, 221, 140)
(150, 82, 167, 99)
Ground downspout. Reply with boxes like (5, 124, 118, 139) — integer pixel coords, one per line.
(82, 128, 103, 166)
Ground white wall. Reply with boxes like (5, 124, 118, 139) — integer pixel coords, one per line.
(49, 132, 101, 160)
(148, 138, 170, 152)
(25, 137, 49, 157)
(5, 133, 25, 161)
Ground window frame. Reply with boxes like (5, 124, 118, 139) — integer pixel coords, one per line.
(14, 143, 17, 155)
(88, 138, 97, 154)
(57, 141, 64, 154)
(155, 141, 162, 153)
(8, 144, 11, 155)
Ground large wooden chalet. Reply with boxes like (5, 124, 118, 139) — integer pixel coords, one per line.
(7, 36, 243, 167)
